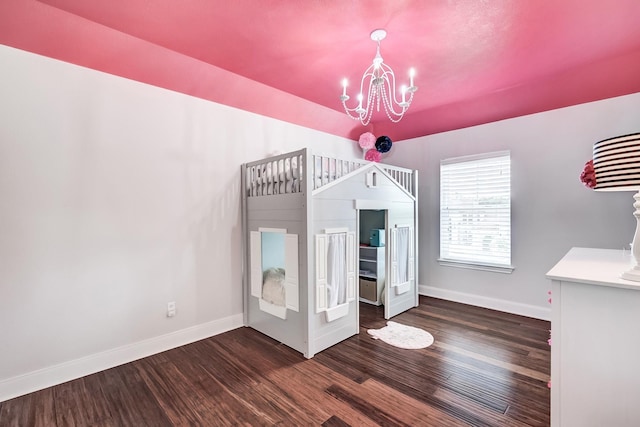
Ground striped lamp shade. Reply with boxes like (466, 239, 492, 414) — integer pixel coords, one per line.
(593, 133, 640, 191)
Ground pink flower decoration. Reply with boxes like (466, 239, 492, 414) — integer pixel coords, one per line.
(358, 132, 376, 150)
(580, 159, 597, 189)
(548, 297, 552, 304)
(365, 148, 381, 162)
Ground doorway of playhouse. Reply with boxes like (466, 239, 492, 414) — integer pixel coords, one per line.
(357, 205, 417, 322)
(358, 209, 387, 317)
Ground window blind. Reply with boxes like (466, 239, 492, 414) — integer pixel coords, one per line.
(440, 151, 511, 268)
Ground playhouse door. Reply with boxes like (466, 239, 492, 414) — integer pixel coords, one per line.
(384, 210, 418, 319)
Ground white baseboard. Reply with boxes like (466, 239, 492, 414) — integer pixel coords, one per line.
(419, 285, 550, 321)
(0, 314, 244, 403)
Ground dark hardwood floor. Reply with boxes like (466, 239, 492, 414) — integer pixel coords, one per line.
(0, 297, 550, 426)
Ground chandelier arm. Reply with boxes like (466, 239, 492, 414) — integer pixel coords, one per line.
(380, 86, 407, 122)
(342, 98, 373, 125)
(378, 63, 402, 106)
(382, 81, 409, 119)
(381, 77, 407, 116)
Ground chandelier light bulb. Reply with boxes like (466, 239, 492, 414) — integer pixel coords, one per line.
(339, 29, 418, 125)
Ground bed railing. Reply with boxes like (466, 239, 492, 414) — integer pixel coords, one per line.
(381, 164, 416, 196)
(244, 149, 416, 198)
(245, 150, 305, 197)
(311, 155, 365, 190)
(312, 154, 416, 197)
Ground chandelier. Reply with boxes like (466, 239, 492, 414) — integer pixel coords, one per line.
(340, 29, 417, 125)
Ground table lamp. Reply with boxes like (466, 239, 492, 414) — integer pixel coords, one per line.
(592, 132, 640, 281)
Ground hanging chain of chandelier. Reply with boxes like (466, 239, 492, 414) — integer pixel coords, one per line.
(340, 29, 417, 126)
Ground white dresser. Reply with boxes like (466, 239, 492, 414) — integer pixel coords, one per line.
(546, 247, 640, 427)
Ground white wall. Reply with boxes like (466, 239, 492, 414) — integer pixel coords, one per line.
(386, 92, 640, 319)
(0, 45, 360, 401)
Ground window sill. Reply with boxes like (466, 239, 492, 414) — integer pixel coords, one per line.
(437, 258, 514, 274)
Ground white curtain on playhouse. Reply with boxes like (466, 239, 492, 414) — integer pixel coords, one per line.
(396, 226, 409, 284)
(390, 225, 414, 297)
(327, 233, 346, 308)
(315, 230, 356, 320)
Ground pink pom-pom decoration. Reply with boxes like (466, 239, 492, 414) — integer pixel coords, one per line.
(365, 148, 381, 162)
(580, 159, 597, 189)
(358, 132, 376, 150)
(547, 380, 551, 389)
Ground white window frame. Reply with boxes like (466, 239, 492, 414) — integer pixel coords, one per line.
(438, 151, 513, 273)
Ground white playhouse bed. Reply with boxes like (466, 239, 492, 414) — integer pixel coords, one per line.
(241, 148, 419, 358)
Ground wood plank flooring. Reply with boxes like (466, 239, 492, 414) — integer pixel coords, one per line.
(0, 297, 550, 426)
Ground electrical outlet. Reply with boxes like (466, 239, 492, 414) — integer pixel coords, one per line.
(167, 301, 176, 317)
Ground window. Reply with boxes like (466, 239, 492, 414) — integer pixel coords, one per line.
(439, 151, 512, 272)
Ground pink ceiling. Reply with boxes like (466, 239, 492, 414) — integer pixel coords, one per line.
(1, 0, 640, 141)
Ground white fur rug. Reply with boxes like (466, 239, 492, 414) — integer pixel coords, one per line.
(367, 321, 434, 349)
